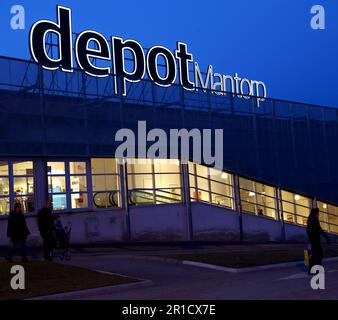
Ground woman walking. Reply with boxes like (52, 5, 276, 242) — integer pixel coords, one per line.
(307, 207, 330, 274)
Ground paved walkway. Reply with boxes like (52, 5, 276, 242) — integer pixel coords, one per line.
(63, 253, 338, 300)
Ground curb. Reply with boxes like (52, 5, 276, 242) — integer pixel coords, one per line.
(182, 256, 338, 273)
(69, 252, 338, 272)
(28, 279, 154, 300)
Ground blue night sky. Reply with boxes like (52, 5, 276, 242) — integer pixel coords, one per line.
(0, 0, 337, 107)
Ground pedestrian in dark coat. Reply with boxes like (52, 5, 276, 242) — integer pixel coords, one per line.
(307, 207, 330, 274)
(37, 199, 56, 261)
(6, 202, 30, 262)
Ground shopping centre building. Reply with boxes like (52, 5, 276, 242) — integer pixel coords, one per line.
(0, 18, 338, 245)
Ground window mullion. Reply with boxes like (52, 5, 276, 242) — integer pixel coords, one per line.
(65, 161, 71, 210)
(8, 161, 14, 212)
(87, 160, 93, 209)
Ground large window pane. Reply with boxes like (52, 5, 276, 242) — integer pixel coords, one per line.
(0, 161, 9, 175)
(91, 158, 118, 174)
(93, 191, 120, 208)
(92, 175, 119, 191)
(70, 162, 86, 174)
(48, 176, 66, 193)
(281, 190, 311, 225)
(0, 178, 9, 196)
(52, 194, 67, 210)
(240, 177, 276, 219)
(155, 189, 181, 204)
(15, 196, 35, 213)
(128, 174, 153, 189)
(70, 176, 87, 192)
(47, 162, 65, 175)
(14, 177, 34, 195)
(127, 159, 152, 173)
(0, 197, 9, 214)
(153, 159, 180, 173)
(196, 164, 208, 177)
(71, 193, 88, 209)
(328, 205, 338, 234)
(13, 161, 33, 176)
(155, 174, 180, 189)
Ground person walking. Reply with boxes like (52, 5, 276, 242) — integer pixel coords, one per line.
(37, 199, 55, 261)
(307, 207, 330, 274)
(6, 202, 30, 262)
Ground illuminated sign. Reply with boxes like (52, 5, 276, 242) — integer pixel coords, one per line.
(30, 6, 267, 105)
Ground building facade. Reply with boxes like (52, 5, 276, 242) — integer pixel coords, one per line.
(0, 55, 337, 245)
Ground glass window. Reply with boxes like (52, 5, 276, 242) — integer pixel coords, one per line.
(328, 204, 338, 234)
(48, 160, 89, 211)
(70, 162, 86, 174)
(13, 161, 35, 213)
(70, 176, 87, 192)
(189, 162, 234, 209)
(48, 162, 65, 175)
(91, 158, 119, 174)
(48, 161, 68, 210)
(13, 161, 33, 176)
(0, 161, 35, 215)
(127, 159, 182, 205)
(281, 190, 311, 225)
(48, 176, 66, 193)
(92, 175, 118, 192)
(0, 161, 9, 176)
(91, 158, 120, 208)
(14, 177, 34, 195)
(154, 159, 180, 173)
(127, 159, 152, 174)
(52, 194, 67, 211)
(0, 177, 10, 196)
(71, 193, 88, 209)
(0, 197, 10, 215)
(239, 177, 277, 219)
(317, 201, 330, 231)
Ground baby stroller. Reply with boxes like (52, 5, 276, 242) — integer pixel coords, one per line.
(53, 219, 71, 261)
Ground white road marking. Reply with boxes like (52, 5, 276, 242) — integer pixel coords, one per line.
(277, 269, 338, 281)
(277, 273, 309, 281)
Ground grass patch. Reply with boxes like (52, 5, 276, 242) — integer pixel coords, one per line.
(0, 261, 138, 300)
(165, 244, 338, 268)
